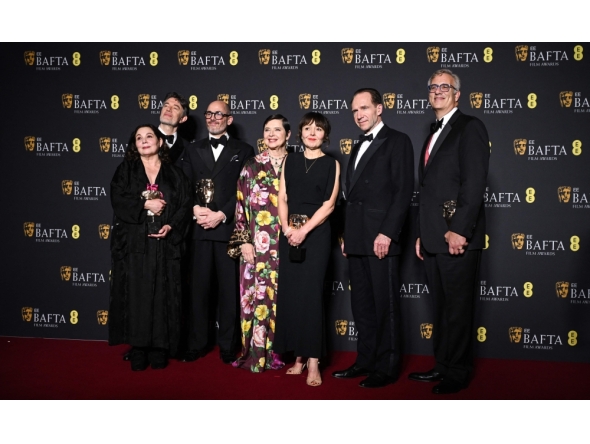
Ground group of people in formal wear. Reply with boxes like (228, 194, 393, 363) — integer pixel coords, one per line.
(108, 68, 490, 394)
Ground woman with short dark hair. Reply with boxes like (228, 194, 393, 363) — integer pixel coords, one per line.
(273, 112, 340, 387)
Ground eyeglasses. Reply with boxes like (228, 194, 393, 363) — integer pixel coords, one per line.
(204, 111, 230, 120)
(427, 84, 458, 93)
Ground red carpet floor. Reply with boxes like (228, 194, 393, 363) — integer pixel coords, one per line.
(1, 337, 589, 400)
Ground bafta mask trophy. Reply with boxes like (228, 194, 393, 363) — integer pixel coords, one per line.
(142, 184, 164, 234)
(288, 214, 309, 262)
(196, 179, 216, 211)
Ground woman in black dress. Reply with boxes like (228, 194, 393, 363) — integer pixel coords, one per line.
(274, 112, 340, 387)
(109, 124, 192, 371)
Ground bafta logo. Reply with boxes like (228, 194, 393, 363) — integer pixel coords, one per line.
(217, 94, 230, 104)
(22, 307, 33, 322)
(138, 94, 150, 110)
(383, 93, 396, 109)
(24, 51, 35, 66)
(513, 139, 527, 155)
(556, 281, 569, 298)
(258, 49, 271, 65)
(98, 224, 110, 240)
(299, 93, 311, 110)
(469, 92, 483, 109)
(99, 137, 111, 153)
(177, 50, 189, 65)
(515, 45, 529, 62)
(509, 326, 523, 343)
(256, 138, 267, 153)
(24, 136, 35, 152)
(60, 266, 72, 281)
(426, 46, 440, 63)
(23, 222, 35, 237)
(420, 323, 433, 339)
(341, 48, 353, 64)
(99, 50, 111, 66)
(62, 180, 73, 195)
(511, 233, 525, 250)
(557, 186, 572, 203)
(62, 93, 73, 109)
(97, 310, 109, 325)
(339, 139, 352, 155)
(335, 320, 348, 336)
(560, 91, 573, 108)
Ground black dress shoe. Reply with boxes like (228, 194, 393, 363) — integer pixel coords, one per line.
(220, 350, 235, 364)
(130, 348, 148, 371)
(123, 348, 132, 361)
(148, 348, 168, 370)
(408, 369, 444, 383)
(332, 364, 370, 379)
(359, 372, 397, 388)
(182, 349, 205, 363)
(432, 380, 466, 394)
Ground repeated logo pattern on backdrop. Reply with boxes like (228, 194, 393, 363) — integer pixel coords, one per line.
(5, 43, 589, 362)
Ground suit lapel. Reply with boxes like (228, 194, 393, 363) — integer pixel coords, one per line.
(211, 138, 240, 178)
(196, 139, 215, 173)
(348, 125, 388, 194)
(345, 141, 362, 195)
(423, 110, 462, 175)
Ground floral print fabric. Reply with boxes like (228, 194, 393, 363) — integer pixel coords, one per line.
(232, 150, 284, 372)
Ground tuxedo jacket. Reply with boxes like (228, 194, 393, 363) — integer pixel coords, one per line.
(182, 137, 254, 241)
(418, 110, 490, 253)
(343, 124, 414, 256)
(168, 135, 189, 166)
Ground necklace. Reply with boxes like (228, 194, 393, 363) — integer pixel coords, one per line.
(304, 156, 319, 173)
(269, 152, 287, 169)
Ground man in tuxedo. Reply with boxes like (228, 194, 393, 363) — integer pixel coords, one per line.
(409, 69, 490, 394)
(181, 100, 254, 363)
(158, 92, 189, 165)
(332, 88, 414, 388)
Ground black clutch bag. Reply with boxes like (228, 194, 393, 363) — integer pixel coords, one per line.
(289, 246, 306, 262)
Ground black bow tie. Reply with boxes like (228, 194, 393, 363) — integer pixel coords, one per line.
(163, 134, 174, 145)
(430, 118, 444, 133)
(210, 135, 227, 148)
(359, 133, 374, 144)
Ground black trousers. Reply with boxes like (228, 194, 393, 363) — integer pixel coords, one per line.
(422, 248, 481, 385)
(186, 239, 238, 353)
(349, 254, 401, 377)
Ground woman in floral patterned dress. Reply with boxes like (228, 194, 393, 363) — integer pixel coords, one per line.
(231, 114, 290, 372)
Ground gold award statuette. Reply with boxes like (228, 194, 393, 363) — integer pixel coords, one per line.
(288, 214, 309, 262)
(442, 200, 457, 226)
(141, 184, 164, 234)
(197, 179, 216, 211)
(288, 214, 309, 229)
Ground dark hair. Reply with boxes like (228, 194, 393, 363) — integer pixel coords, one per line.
(262, 114, 290, 133)
(125, 123, 170, 163)
(298, 112, 331, 146)
(352, 88, 382, 106)
(163, 91, 189, 118)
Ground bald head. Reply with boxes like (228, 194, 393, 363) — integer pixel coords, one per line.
(206, 100, 233, 136)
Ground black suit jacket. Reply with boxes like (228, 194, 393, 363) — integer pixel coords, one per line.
(418, 109, 490, 253)
(182, 137, 254, 242)
(343, 124, 414, 256)
(168, 135, 188, 166)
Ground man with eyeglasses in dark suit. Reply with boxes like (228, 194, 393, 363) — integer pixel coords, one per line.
(409, 69, 490, 394)
(182, 100, 254, 364)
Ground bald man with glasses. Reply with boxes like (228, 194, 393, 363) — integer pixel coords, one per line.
(182, 100, 254, 364)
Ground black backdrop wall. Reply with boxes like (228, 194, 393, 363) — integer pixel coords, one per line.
(2, 42, 589, 363)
